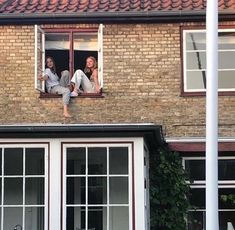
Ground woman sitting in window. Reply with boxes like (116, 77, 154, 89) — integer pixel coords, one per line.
(38, 56, 72, 118)
(70, 56, 101, 96)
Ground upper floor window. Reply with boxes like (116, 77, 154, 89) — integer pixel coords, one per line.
(182, 28, 235, 95)
(34, 25, 103, 93)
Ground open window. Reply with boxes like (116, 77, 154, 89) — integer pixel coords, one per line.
(34, 24, 104, 94)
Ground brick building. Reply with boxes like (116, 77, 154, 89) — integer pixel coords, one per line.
(0, 0, 235, 229)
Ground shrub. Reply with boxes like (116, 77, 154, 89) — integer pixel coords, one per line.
(150, 145, 190, 230)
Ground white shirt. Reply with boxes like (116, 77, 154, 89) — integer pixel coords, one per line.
(44, 68, 60, 92)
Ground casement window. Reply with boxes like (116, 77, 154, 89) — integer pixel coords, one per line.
(0, 144, 48, 230)
(34, 25, 103, 93)
(183, 156, 235, 229)
(182, 29, 235, 94)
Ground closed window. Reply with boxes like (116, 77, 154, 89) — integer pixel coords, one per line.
(62, 144, 132, 230)
(183, 157, 235, 229)
(0, 144, 48, 230)
(182, 29, 235, 94)
(35, 25, 103, 93)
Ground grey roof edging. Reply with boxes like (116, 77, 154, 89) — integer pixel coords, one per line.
(0, 124, 164, 150)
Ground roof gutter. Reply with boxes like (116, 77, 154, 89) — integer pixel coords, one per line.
(0, 10, 232, 25)
(0, 8, 235, 24)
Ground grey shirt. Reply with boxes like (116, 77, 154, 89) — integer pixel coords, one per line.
(44, 68, 60, 92)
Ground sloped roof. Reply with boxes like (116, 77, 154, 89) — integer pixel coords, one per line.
(0, 0, 235, 24)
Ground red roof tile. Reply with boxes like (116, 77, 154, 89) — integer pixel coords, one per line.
(0, 0, 235, 15)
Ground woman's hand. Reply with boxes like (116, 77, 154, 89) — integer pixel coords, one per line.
(38, 75, 48, 81)
(38, 75, 44, 81)
(95, 85, 101, 93)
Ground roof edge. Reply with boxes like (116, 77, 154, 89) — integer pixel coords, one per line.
(0, 10, 208, 24)
(0, 124, 164, 149)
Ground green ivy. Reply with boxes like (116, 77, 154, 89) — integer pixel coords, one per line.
(149, 145, 190, 230)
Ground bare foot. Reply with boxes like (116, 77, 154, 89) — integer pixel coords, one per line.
(64, 113, 73, 118)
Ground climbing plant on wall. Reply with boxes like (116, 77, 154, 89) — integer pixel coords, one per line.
(149, 145, 190, 230)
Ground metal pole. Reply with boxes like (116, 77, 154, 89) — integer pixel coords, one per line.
(206, 0, 219, 229)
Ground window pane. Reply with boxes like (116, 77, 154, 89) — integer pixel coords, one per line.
(219, 51, 235, 69)
(109, 147, 128, 175)
(186, 51, 206, 70)
(219, 188, 235, 209)
(218, 32, 235, 49)
(73, 33, 98, 73)
(88, 207, 107, 230)
(185, 160, 205, 181)
(67, 148, 86, 175)
(25, 178, 44, 205)
(4, 207, 23, 230)
(219, 159, 235, 180)
(188, 188, 205, 209)
(4, 148, 23, 175)
(45, 33, 69, 50)
(110, 177, 128, 204)
(109, 207, 129, 230)
(74, 33, 97, 51)
(67, 177, 85, 204)
(26, 148, 44, 175)
(187, 211, 205, 230)
(185, 32, 206, 50)
(219, 71, 235, 89)
(219, 211, 235, 230)
(88, 148, 107, 175)
(45, 33, 69, 76)
(88, 177, 107, 204)
(67, 207, 85, 230)
(186, 71, 206, 90)
(25, 207, 44, 230)
(4, 178, 23, 205)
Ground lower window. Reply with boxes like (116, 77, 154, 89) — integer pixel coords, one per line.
(183, 156, 235, 229)
(62, 144, 132, 230)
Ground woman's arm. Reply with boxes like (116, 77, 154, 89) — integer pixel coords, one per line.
(92, 69, 101, 93)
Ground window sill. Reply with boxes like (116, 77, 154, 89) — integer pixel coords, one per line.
(39, 92, 104, 98)
(181, 91, 235, 97)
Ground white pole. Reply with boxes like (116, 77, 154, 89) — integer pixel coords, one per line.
(206, 0, 219, 229)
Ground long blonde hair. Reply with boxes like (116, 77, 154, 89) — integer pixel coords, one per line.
(84, 56, 97, 75)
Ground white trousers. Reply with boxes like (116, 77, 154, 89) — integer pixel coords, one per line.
(49, 70, 70, 105)
(71, 69, 95, 93)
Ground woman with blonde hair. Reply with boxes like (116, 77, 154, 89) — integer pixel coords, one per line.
(70, 56, 101, 96)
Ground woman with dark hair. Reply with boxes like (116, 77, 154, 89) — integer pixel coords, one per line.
(70, 56, 101, 96)
(38, 56, 72, 118)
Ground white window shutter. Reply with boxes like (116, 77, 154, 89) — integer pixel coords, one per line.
(98, 24, 103, 88)
(34, 25, 45, 92)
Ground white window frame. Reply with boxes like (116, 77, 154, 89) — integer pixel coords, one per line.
(34, 25, 45, 92)
(34, 24, 104, 93)
(0, 143, 49, 230)
(183, 28, 235, 93)
(98, 24, 104, 88)
(62, 143, 133, 230)
(183, 156, 235, 229)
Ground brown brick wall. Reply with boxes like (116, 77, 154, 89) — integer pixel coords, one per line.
(0, 23, 235, 138)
